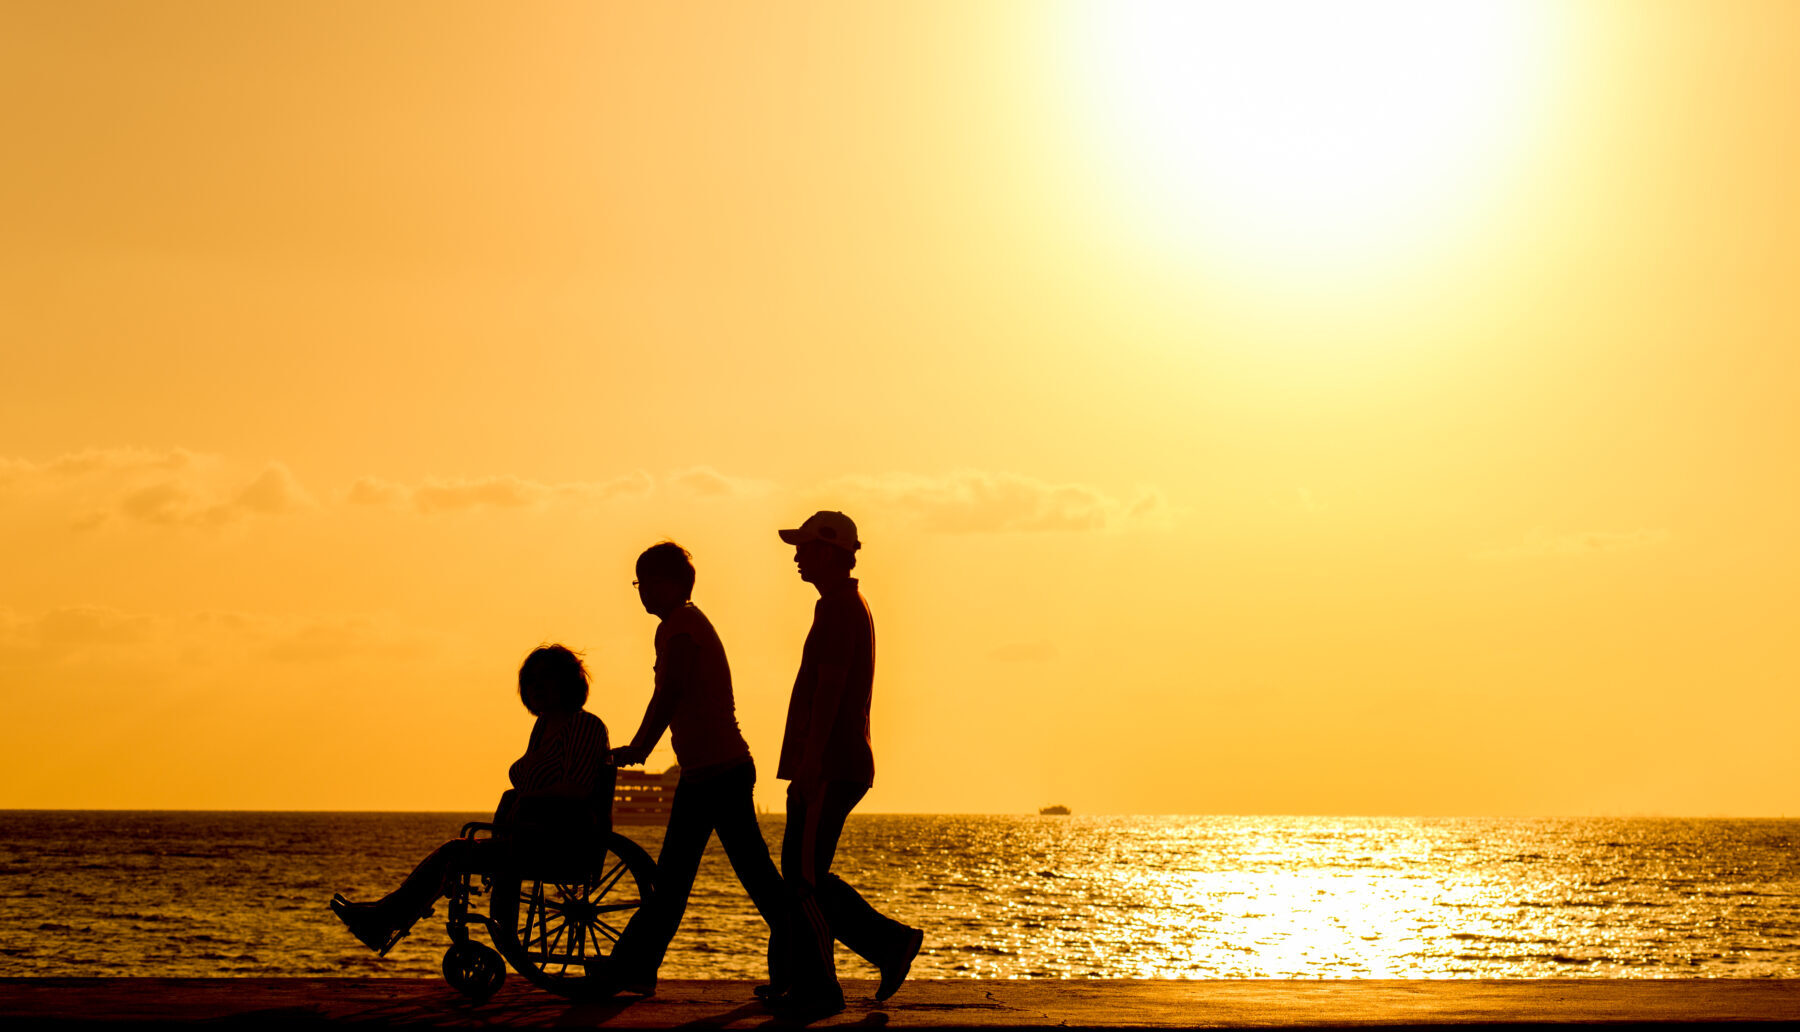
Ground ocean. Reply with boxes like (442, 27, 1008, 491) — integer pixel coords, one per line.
(1, 812, 1795, 980)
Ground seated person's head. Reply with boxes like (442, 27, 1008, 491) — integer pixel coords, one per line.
(518, 644, 589, 716)
(635, 541, 695, 614)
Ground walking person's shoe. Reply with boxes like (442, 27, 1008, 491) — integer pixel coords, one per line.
(874, 927, 924, 1002)
(592, 972, 656, 998)
(615, 974, 656, 997)
(770, 988, 845, 1022)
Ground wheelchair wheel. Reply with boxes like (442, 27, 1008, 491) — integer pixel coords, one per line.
(443, 941, 506, 1002)
(489, 831, 655, 998)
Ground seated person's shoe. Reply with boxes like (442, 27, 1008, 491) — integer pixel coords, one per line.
(752, 983, 788, 1003)
(875, 927, 924, 1002)
(330, 894, 408, 958)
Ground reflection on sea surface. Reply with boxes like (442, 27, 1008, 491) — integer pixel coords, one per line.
(2, 813, 1795, 978)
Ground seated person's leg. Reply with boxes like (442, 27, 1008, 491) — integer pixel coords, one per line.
(334, 837, 497, 955)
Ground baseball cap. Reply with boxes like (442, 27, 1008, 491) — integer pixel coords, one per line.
(778, 510, 861, 552)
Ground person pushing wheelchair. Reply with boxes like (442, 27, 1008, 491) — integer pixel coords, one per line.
(601, 541, 833, 1006)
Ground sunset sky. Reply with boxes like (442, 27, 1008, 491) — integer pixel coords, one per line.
(3, 1, 1796, 816)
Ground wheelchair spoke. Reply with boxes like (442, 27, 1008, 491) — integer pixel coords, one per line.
(538, 911, 569, 953)
(534, 883, 551, 952)
(526, 883, 560, 952)
(594, 857, 630, 898)
(486, 837, 654, 993)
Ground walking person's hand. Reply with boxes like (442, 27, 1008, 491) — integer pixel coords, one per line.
(611, 745, 647, 767)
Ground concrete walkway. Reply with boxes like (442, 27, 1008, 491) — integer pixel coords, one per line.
(2, 978, 1796, 1028)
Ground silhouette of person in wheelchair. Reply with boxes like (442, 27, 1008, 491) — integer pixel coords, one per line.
(331, 644, 656, 1000)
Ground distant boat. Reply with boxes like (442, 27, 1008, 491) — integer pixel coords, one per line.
(615, 764, 680, 824)
(1038, 804, 1070, 816)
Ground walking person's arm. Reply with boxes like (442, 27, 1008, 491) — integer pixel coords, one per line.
(794, 604, 854, 784)
(613, 633, 696, 766)
(796, 664, 847, 784)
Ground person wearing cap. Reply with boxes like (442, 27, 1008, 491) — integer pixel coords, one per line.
(773, 511, 924, 1011)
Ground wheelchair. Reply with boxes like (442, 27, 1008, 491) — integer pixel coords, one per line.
(436, 816, 657, 1002)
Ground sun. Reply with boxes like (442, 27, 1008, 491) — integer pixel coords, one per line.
(1068, 0, 1560, 284)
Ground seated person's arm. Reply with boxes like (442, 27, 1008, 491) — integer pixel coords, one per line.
(493, 788, 518, 824)
(612, 633, 695, 766)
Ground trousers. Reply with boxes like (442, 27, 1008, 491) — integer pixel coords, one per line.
(782, 779, 914, 972)
(611, 760, 817, 985)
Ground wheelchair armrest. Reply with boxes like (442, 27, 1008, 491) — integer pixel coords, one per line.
(461, 821, 496, 840)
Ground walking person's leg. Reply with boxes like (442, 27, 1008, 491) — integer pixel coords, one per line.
(778, 781, 843, 1011)
(606, 777, 714, 992)
(798, 781, 923, 999)
(707, 761, 815, 996)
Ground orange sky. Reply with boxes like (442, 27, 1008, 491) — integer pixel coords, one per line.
(3, 1, 1796, 815)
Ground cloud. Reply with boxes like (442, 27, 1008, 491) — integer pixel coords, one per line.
(0, 606, 156, 660)
(91, 461, 315, 528)
(0, 449, 314, 530)
(259, 616, 433, 664)
(667, 466, 771, 498)
(414, 475, 551, 513)
(0, 605, 179, 669)
(819, 470, 1172, 534)
(234, 464, 315, 515)
(0, 606, 434, 668)
(1472, 528, 1672, 561)
(348, 471, 654, 513)
(0, 447, 209, 488)
(345, 477, 407, 506)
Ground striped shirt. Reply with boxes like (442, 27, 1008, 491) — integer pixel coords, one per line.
(509, 709, 611, 797)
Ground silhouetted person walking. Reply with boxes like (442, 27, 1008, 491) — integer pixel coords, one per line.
(775, 511, 923, 1007)
(605, 542, 823, 1000)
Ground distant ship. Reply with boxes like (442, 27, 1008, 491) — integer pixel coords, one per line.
(1038, 804, 1070, 816)
(615, 765, 680, 824)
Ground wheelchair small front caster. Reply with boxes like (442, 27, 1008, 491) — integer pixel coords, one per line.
(443, 942, 506, 1002)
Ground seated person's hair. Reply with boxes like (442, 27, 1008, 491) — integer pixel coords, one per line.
(519, 644, 589, 715)
(636, 541, 696, 597)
